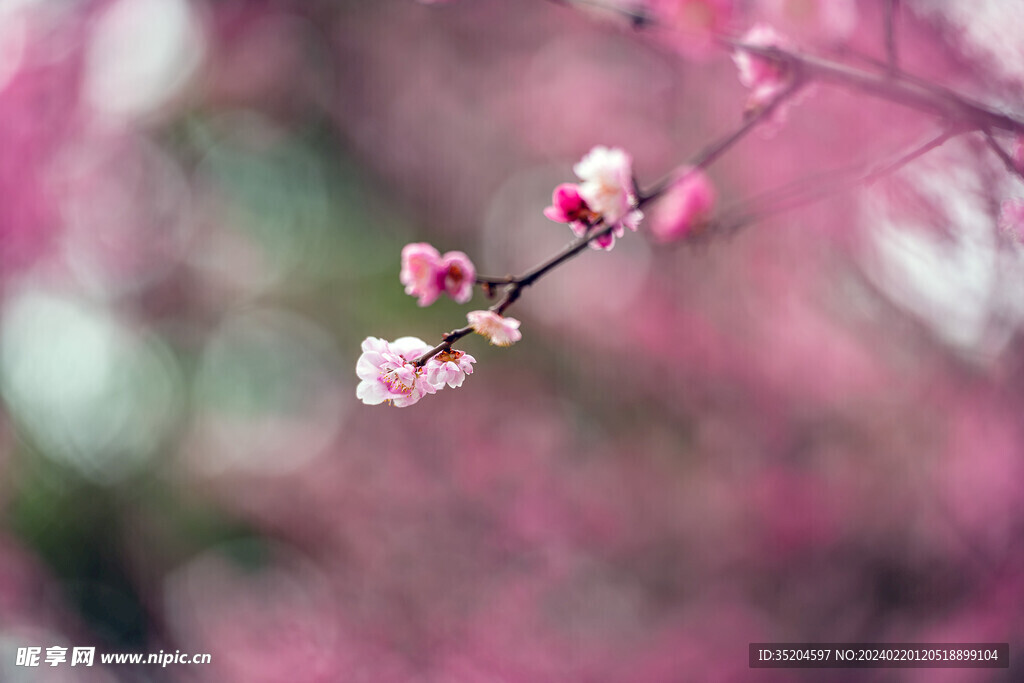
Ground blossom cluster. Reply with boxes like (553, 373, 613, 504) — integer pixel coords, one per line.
(359, 140, 725, 406)
(544, 146, 643, 250)
(356, 336, 475, 407)
(400, 243, 475, 306)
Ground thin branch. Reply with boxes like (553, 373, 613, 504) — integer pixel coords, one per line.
(982, 130, 1024, 183)
(862, 126, 960, 184)
(884, 0, 900, 76)
(713, 127, 962, 237)
(640, 78, 808, 205)
(553, 0, 1024, 136)
(414, 84, 803, 367)
(474, 274, 516, 286)
(722, 39, 1024, 135)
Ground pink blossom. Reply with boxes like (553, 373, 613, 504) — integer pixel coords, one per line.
(543, 183, 593, 225)
(998, 199, 1024, 241)
(440, 250, 476, 304)
(573, 146, 635, 224)
(424, 348, 476, 388)
(732, 24, 793, 114)
(400, 243, 444, 306)
(563, 146, 644, 250)
(400, 243, 476, 306)
(356, 336, 437, 407)
(467, 310, 522, 346)
(647, 168, 716, 243)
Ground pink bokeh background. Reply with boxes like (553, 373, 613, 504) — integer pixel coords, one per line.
(1, 0, 1023, 680)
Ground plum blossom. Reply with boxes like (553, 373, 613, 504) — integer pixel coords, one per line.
(574, 146, 636, 224)
(467, 310, 521, 346)
(732, 24, 793, 115)
(998, 199, 1024, 242)
(424, 348, 476, 388)
(357, 336, 478, 406)
(356, 336, 437, 407)
(544, 183, 594, 226)
(400, 243, 476, 306)
(546, 146, 643, 251)
(648, 168, 716, 242)
(400, 243, 443, 306)
(439, 250, 476, 303)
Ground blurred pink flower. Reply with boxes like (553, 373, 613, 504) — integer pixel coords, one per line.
(647, 168, 716, 242)
(356, 336, 437, 406)
(400, 242, 444, 306)
(400, 242, 476, 305)
(732, 24, 793, 114)
(998, 198, 1024, 241)
(424, 348, 476, 388)
(650, 0, 734, 58)
(468, 310, 522, 346)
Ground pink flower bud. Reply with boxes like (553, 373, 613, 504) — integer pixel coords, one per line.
(467, 310, 522, 346)
(543, 183, 590, 224)
(648, 169, 716, 243)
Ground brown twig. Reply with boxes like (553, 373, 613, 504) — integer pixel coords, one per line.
(982, 130, 1024, 183)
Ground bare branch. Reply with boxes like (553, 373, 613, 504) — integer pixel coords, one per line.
(982, 130, 1024, 183)
(722, 39, 1024, 135)
(885, 0, 900, 76)
(713, 127, 962, 238)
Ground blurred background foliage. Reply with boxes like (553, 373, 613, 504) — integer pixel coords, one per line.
(1, 0, 1023, 681)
